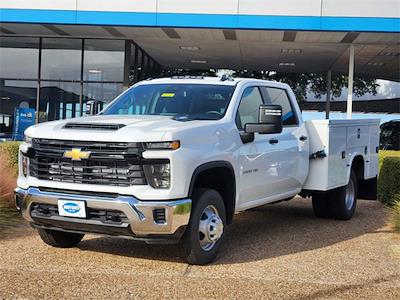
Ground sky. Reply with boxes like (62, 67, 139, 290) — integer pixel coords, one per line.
(307, 79, 400, 101)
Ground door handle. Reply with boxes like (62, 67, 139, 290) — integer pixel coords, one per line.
(299, 135, 308, 141)
(269, 138, 279, 144)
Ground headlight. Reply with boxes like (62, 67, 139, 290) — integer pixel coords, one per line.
(21, 153, 29, 177)
(144, 141, 180, 150)
(143, 163, 170, 189)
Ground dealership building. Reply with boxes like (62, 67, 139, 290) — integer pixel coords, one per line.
(0, 0, 399, 138)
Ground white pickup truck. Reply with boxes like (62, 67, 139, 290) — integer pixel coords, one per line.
(15, 77, 379, 265)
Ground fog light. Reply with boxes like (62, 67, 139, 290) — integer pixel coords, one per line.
(144, 163, 170, 189)
(22, 154, 29, 177)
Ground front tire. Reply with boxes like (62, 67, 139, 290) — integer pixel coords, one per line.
(179, 189, 226, 265)
(37, 228, 84, 248)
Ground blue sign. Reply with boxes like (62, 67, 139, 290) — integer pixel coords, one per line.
(62, 202, 81, 214)
(12, 107, 35, 141)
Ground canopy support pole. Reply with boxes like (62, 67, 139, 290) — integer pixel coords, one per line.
(325, 70, 332, 119)
(346, 45, 355, 119)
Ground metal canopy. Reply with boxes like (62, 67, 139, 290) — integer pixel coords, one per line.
(1, 23, 399, 81)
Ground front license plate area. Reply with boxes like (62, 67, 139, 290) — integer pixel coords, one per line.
(58, 200, 86, 218)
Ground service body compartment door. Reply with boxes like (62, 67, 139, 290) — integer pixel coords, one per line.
(303, 119, 379, 192)
(327, 126, 348, 188)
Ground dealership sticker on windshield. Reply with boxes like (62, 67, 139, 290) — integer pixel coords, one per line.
(161, 93, 175, 98)
(58, 200, 86, 218)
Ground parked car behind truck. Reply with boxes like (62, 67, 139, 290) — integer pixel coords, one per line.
(15, 77, 379, 264)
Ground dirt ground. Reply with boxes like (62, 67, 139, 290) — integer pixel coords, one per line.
(1, 197, 399, 299)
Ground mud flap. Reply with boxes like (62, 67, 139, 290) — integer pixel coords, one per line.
(357, 176, 377, 200)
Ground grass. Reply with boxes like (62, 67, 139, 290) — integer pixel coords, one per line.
(393, 198, 400, 233)
(0, 142, 20, 207)
(0, 142, 20, 174)
(379, 151, 400, 233)
(378, 150, 400, 171)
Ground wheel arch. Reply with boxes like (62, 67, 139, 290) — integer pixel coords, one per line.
(349, 154, 365, 181)
(188, 161, 236, 225)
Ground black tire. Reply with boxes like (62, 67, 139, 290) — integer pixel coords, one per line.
(312, 192, 332, 218)
(329, 170, 358, 220)
(37, 228, 84, 248)
(179, 188, 226, 265)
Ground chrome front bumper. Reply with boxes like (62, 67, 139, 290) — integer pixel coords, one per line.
(15, 187, 191, 238)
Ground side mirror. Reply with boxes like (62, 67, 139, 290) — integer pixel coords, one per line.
(245, 105, 283, 134)
(240, 105, 283, 144)
(85, 100, 102, 116)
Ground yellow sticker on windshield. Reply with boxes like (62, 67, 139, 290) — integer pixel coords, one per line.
(161, 93, 175, 98)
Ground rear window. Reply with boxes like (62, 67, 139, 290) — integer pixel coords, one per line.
(260, 87, 297, 126)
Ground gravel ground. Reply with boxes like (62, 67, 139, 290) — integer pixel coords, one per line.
(0, 197, 399, 299)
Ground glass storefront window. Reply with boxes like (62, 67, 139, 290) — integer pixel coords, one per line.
(0, 36, 157, 137)
(0, 37, 39, 79)
(84, 39, 124, 82)
(0, 80, 37, 137)
(83, 82, 123, 112)
(41, 38, 82, 81)
(39, 81, 82, 122)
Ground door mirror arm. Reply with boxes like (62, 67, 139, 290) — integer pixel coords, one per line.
(240, 131, 255, 144)
(85, 100, 102, 116)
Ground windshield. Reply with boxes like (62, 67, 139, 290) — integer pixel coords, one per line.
(102, 84, 235, 120)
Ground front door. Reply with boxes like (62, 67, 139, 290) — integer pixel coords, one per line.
(237, 86, 307, 210)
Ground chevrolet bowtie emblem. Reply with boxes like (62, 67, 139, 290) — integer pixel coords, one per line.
(63, 148, 91, 161)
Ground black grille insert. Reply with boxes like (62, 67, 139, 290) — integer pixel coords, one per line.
(31, 203, 129, 225)
(153, 208, 166, 224)
(30, 139, 147, 187)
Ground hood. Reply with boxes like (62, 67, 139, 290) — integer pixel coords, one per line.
(25, 115, 222, 142)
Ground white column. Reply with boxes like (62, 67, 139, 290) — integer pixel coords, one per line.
(346, 45, 355, 119)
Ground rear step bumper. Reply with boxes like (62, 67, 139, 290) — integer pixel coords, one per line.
(15, 187, 191, 238)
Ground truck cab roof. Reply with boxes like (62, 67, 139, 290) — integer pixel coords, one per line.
(137, 76, 290, 89)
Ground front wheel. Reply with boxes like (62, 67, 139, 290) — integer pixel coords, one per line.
(179, 188, 226, 265)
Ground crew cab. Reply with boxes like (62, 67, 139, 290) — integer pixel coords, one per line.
(15, 77, 379, 264)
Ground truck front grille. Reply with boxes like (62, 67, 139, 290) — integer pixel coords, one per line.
(29, 139, 147, 187)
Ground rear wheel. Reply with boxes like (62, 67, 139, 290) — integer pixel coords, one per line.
(179, 188, 226, 265)
(37, 228, 84, 248)
(329, 170, 358, 220)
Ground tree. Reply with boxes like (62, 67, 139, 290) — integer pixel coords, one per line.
(161, 68, 379, 103)
(308, 74, 379, 101)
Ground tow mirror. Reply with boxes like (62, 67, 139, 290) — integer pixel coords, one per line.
(245, 105, 283, 134)
(85, 100, 102, 116)
(240, 105, 283, 144)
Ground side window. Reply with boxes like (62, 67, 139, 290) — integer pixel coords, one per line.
(261, 87, 297, 126)
(236, 87, 264, 130)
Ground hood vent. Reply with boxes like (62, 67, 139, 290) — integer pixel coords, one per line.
(64, 123, 126, 131)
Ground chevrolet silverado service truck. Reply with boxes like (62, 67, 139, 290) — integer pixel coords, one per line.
(15, 77, 379, 265)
